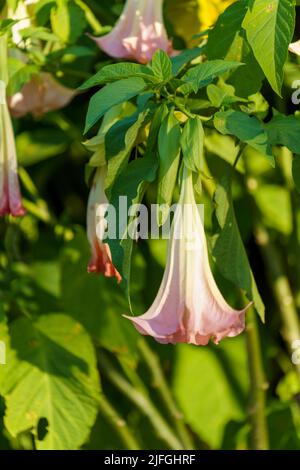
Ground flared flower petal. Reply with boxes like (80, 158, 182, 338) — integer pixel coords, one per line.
(93, 0, 174, 63)
(289, 40, 300, 56)
(125, 171, 249, 345)
(0, 81, 25, 217)
(9, 73, 76, 118)
(87, 166, 121, 282)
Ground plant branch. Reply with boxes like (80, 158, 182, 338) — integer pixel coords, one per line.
(254, 223, 300, 382)
(245, 305, 269, 450)
(138, 338, 195, 449)
(98, 394, 140, 450)
(99, 353, 184, 450)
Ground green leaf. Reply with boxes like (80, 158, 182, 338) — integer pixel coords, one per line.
(7, 60, 39, 96)
(60, 230, 140, 367)
(171, 47, 203, 76)
(265, 114, 300, 154)
(214, 110, 274, 165)
(173, 337, 249, 448)
(206, 1, 248, 59)
(84, 78, 146, 133)
(212, 174, 265, 321)
(107, 155, 158, 294)
(146, 104, 168, 153)
(267, 403, 300, 450)
(157, 109, 181, 225)
(206, 1, 264, 98)
(105, 112, 141, 160)
(292, 156, 300, 194)
(207, 84, 248, 108)
(180, 116, 204, 172)
(0, 19, 18, 35)
(19, 26, 58, 42)
(105, 110, 149, 197)
(1, 313, 100, 450)
(225, 35, 264, 98)
(50, 0, 87, 44)
(150, 49, 172, 82)
(242, 0, 295, 95)
(79, 63, 157, 90)
(180, 60, 243, 94)
(35, 0, 56, 26)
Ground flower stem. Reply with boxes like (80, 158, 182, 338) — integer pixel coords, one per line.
(98, 394, 140, 450)
(245, 305, 269, 450)
(99, 353, 184, 450)
(138, 338, 195, 449)
(254, 224, 300, 382)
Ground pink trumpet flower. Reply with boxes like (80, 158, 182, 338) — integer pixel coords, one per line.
(0, 81, 25, 217)
(125, 170, 249, 345)
(93, 0, 174, 64)
(9, 73, 76, 118)
(289, 40, 300, 56)
(87, 166, 121, 282)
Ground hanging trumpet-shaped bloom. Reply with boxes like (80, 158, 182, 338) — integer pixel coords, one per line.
(125, 170, 249, 345)
(289, 40, 300, 56)
(93, 0, 174, 64)
(9, 73, 76, 118)
(0, 81, 25, 217)
(87, 166, 121, 282)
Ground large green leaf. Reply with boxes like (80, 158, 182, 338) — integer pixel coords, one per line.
(84, 78, 146, 133)
(157, 109, 181, 225)
(206, 0, 248, 59)
(150, 49, 172, 82)
(172, 337, 249, 448)
(105, 111, 145, 160)
(225, 34, 264, 98)
(265, 114, 300, 154)
(214, 110, 274, 165)
(206, 1, 264, 97)
(105, 110, 149, 197)
(79, 63, 157, 90)
(180, 116, 204, 172)
(242, 0, 295, 95)
(171, 47, 203, 76)
(107, 155, 158, 293)
(180, 60, 243, 94)
(0, 313, 100, 450)
(212, 174, 265, 321)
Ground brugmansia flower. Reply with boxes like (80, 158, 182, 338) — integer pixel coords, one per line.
(93, 0, 173, 63)
(289, 40, 300, 56)
(0, 80, 25, 217)
(9, 73, 76, 118)
(87, 166, 121, 282)
(125, 170, 248, 345)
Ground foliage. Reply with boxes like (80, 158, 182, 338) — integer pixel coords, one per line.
(0, 0, 300, 451)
